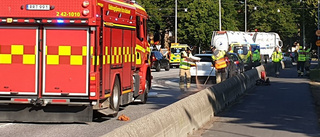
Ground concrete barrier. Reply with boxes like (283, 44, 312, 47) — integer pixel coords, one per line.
(102, 64, 274, 137)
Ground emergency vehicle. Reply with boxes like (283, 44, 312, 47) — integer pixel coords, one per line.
(169, 43, 190, 68)
(0, 0, 151, 122)
(211, 31, 252, 69)
(252, 32, 283, 63)
(211, 31, 283, 64)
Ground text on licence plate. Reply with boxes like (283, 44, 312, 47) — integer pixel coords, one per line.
(26, 4, 50, 10)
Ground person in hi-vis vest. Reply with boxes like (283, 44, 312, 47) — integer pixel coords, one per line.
(211, 47, 228, 84)
(179, 48, 193, 91)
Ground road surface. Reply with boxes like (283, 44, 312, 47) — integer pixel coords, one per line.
(200, 64, 320, 137)
(0, 68, 210, 137)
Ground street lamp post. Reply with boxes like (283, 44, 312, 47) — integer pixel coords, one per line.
(219, 0, 221, 31)
(303, 1, 306, 48)
(318, 0, 320, 65)
(175, 0, 177, 43)
(245, 0, 247, 32)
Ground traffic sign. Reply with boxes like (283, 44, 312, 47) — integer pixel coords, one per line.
(316, 40, 320, 46)
(316, 30, 320, 37)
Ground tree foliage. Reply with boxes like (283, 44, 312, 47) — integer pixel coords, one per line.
(136, 0, 319, 50)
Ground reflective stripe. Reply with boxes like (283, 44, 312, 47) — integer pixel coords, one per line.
(59, 46, 71, 55)
(23, 55, 36, 64)
(215, 57, 227, 69)
(104, 22, 136, 30)
(98, 3, 104, 7)
(298, 54, 306, 61)
(136, 45, 145, 53)
(212, 50, 225, 61)
(46, 46, 89, 65)
(298, 50, 306, 61)
(47, 55, 59, 65)
(0, 45, 36, 65)
(136, 52, 141, 65)
(70, 55, 83, 65)
(179, 51, 192, 69)
(0, 54, 12, 64)
(11, 45, 24, 55)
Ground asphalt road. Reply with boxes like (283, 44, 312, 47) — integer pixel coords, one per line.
(0, 68, 211, 137)
(200, 63, 320, 137)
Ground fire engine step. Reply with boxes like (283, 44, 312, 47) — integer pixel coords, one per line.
(97, 108, 117, 116)
(0, 104, 93, 122)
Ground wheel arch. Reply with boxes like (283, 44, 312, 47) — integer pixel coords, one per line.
(111, 73, 121, 95)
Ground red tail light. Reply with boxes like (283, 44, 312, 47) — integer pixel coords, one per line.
(89, 72, 99, 100)
(152, 56, 156, 62)
(217, 31, 227, 34)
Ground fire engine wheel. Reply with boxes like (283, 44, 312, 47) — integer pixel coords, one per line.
(110, 77, 120, 117)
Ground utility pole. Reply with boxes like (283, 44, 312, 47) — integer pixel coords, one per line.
(245, 0, 247, 32)
(219, 0, 221, 31)
(303, 1, 306, 48)
(318, 0, 320, 65)
(175, 0, 177, 43)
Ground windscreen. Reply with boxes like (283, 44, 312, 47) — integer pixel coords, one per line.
(171, 48, 183, 54)
(195, 56, 212, 62)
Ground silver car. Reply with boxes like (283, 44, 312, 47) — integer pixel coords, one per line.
(190, 54, 216, 84)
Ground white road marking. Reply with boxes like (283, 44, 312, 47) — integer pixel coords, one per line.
(0, 123, 13, 128)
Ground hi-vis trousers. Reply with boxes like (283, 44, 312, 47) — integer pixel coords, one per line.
(179, 69, 191, 90)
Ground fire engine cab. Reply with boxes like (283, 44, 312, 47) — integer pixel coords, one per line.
(0, 0, 151, 122)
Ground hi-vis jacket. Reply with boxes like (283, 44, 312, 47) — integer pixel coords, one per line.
(212, 50, 227, 69)
(252, 49, 261, 61)
(272, 51, 283, 62)
(179, 51, 192, 69)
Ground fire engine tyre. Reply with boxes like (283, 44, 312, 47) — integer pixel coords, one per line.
(156, 63, 161, 72)
(110, 77, 120, 117)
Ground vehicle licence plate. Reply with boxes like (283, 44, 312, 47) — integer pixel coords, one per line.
(26, 4, 50, 10)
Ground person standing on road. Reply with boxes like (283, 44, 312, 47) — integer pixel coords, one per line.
(272, 47, 283, 77)
(179, 48, 193, 91)
(211, 47, 228, 83)
(304, 46, 312, 77)
(297, 46, 306, 77)
(246, 47, 253, 69)
(252, 48, 261, 68)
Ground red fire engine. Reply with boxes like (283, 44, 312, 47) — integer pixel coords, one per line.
(0, 0, 151, 122)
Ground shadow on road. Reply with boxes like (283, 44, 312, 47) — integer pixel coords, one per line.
(201, 64, 320, 136)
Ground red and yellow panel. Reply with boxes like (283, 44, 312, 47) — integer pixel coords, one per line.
(43, 28, 89, 96)
(0, 27, 38, 95)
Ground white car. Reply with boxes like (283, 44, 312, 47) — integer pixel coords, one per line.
(190, 54, 216, 84)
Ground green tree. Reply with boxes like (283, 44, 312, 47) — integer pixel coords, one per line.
(136, 0, 318, 51)
(178, 0, 240, 50)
